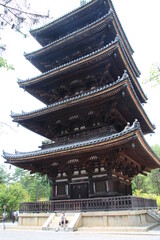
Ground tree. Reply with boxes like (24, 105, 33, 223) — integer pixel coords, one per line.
(149, 64, 160, 85)
(0, 1, 51, 132)
(0, 0, 51, 69)
(143, 63, 160, 86)
(152, 144, 160, 157)
(0, 166, 51, 217)
(0, 56, 14, 70)
(148, 145, 160, 195)
(0, 183, 28, 217)
(11, 167, 28, 182)
(132, 174, 149, 193)
(25, 173, 51, 201)
(0, 165, 10, 184)
(0, 35, 14, 70)
(132, 144, 160, 195)
(0, 0, 50, 36)
(0, 156, 51, 215)
(12, 167, 51, 201)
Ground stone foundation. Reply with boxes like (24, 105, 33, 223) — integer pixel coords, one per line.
(18, 210, 159, 231)
(78, 210, 157, 228)
(19, 213, 50, 226)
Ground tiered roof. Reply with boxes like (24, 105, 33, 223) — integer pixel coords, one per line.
(3, 120, 159, 175)
(30, 0, 133, 54)
(25, 9, 138, 75)
(3, 0, 160, 176)
(20, 37, 146, 104)
(12, 72, 154, 138)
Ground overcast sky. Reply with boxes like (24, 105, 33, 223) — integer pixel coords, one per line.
(0, 0, 160, 166)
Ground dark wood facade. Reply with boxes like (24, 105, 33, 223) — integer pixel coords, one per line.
(3, 0, 160, 206)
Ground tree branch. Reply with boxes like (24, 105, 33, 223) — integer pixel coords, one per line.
(0, 3, 49, 18)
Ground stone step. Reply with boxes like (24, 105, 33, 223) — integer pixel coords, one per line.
(78, 223, 160, 232)
(50, 216, 73, 224)
(49, 214, 73, 230)
(147, 210, 160, 222)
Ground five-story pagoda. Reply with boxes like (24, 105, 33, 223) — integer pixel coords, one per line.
(3, 0, 160, 211)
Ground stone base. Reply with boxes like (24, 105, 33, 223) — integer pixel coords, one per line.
(18, 210, 160, 232)
(19, 213, 50, 226)
(78, 223, 160, 232)
(79, 210, 156, 228)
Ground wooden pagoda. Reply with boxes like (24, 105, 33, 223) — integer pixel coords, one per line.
(3, 0, 160, 212)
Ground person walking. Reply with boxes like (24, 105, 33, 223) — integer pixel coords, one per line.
(2, 212, 7, 230)
(12, 211, 16, 223)
(2, 212, 7, 223)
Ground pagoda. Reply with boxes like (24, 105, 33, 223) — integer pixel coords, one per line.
(3, 0, 160, 211)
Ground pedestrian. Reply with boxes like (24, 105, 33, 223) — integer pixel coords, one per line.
(2, 212, 7, 223)
(15, 211, 19, 222)
(12, 211, 16, 223)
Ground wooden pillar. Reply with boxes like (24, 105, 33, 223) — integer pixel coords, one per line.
(67, 177, 71, 198)
(51, 179, 56, 200)
(88, 174, 94, 196)
(127, 183, 132, 195)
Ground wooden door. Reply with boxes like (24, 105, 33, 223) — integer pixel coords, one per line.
(71, 183, 88, 199)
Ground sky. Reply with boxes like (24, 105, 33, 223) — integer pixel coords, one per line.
(0, 0, 160, 166)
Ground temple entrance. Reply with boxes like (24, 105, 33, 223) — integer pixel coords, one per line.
(70, 182, 88, 199)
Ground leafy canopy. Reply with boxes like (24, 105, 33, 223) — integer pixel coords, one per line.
(0, 56, 14, 70)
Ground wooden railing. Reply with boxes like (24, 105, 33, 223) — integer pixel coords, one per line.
(19, 196, 157, 213)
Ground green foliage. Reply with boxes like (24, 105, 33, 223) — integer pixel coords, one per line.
(133, 189, 143, 196)
(0, 56, 14, 70)
(132, 144, 160, 210)
(22, 173, 51, 202)
(152, 144, 160, 158)
(0, 183, 28, 217)
(12, 167, 51, 201)
(149, 63, 160, 86)
(132, 169, 160, 195)
(143, 63, 160, 86)
(0, 165, 10, 184)
(0, 165, 51, 217)
(132, 174, 148, 192)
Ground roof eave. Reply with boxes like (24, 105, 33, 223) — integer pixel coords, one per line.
(3, 120, 160, 168)
(12, 74, 155, 134)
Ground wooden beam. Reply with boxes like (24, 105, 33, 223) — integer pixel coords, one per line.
(119, 152, 141, 169)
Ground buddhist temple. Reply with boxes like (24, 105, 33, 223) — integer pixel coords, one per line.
(3, 0, 160, 215)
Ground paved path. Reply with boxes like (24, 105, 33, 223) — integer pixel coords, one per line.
(0, 229, 160, 240)
(0, 224, 160, 240)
